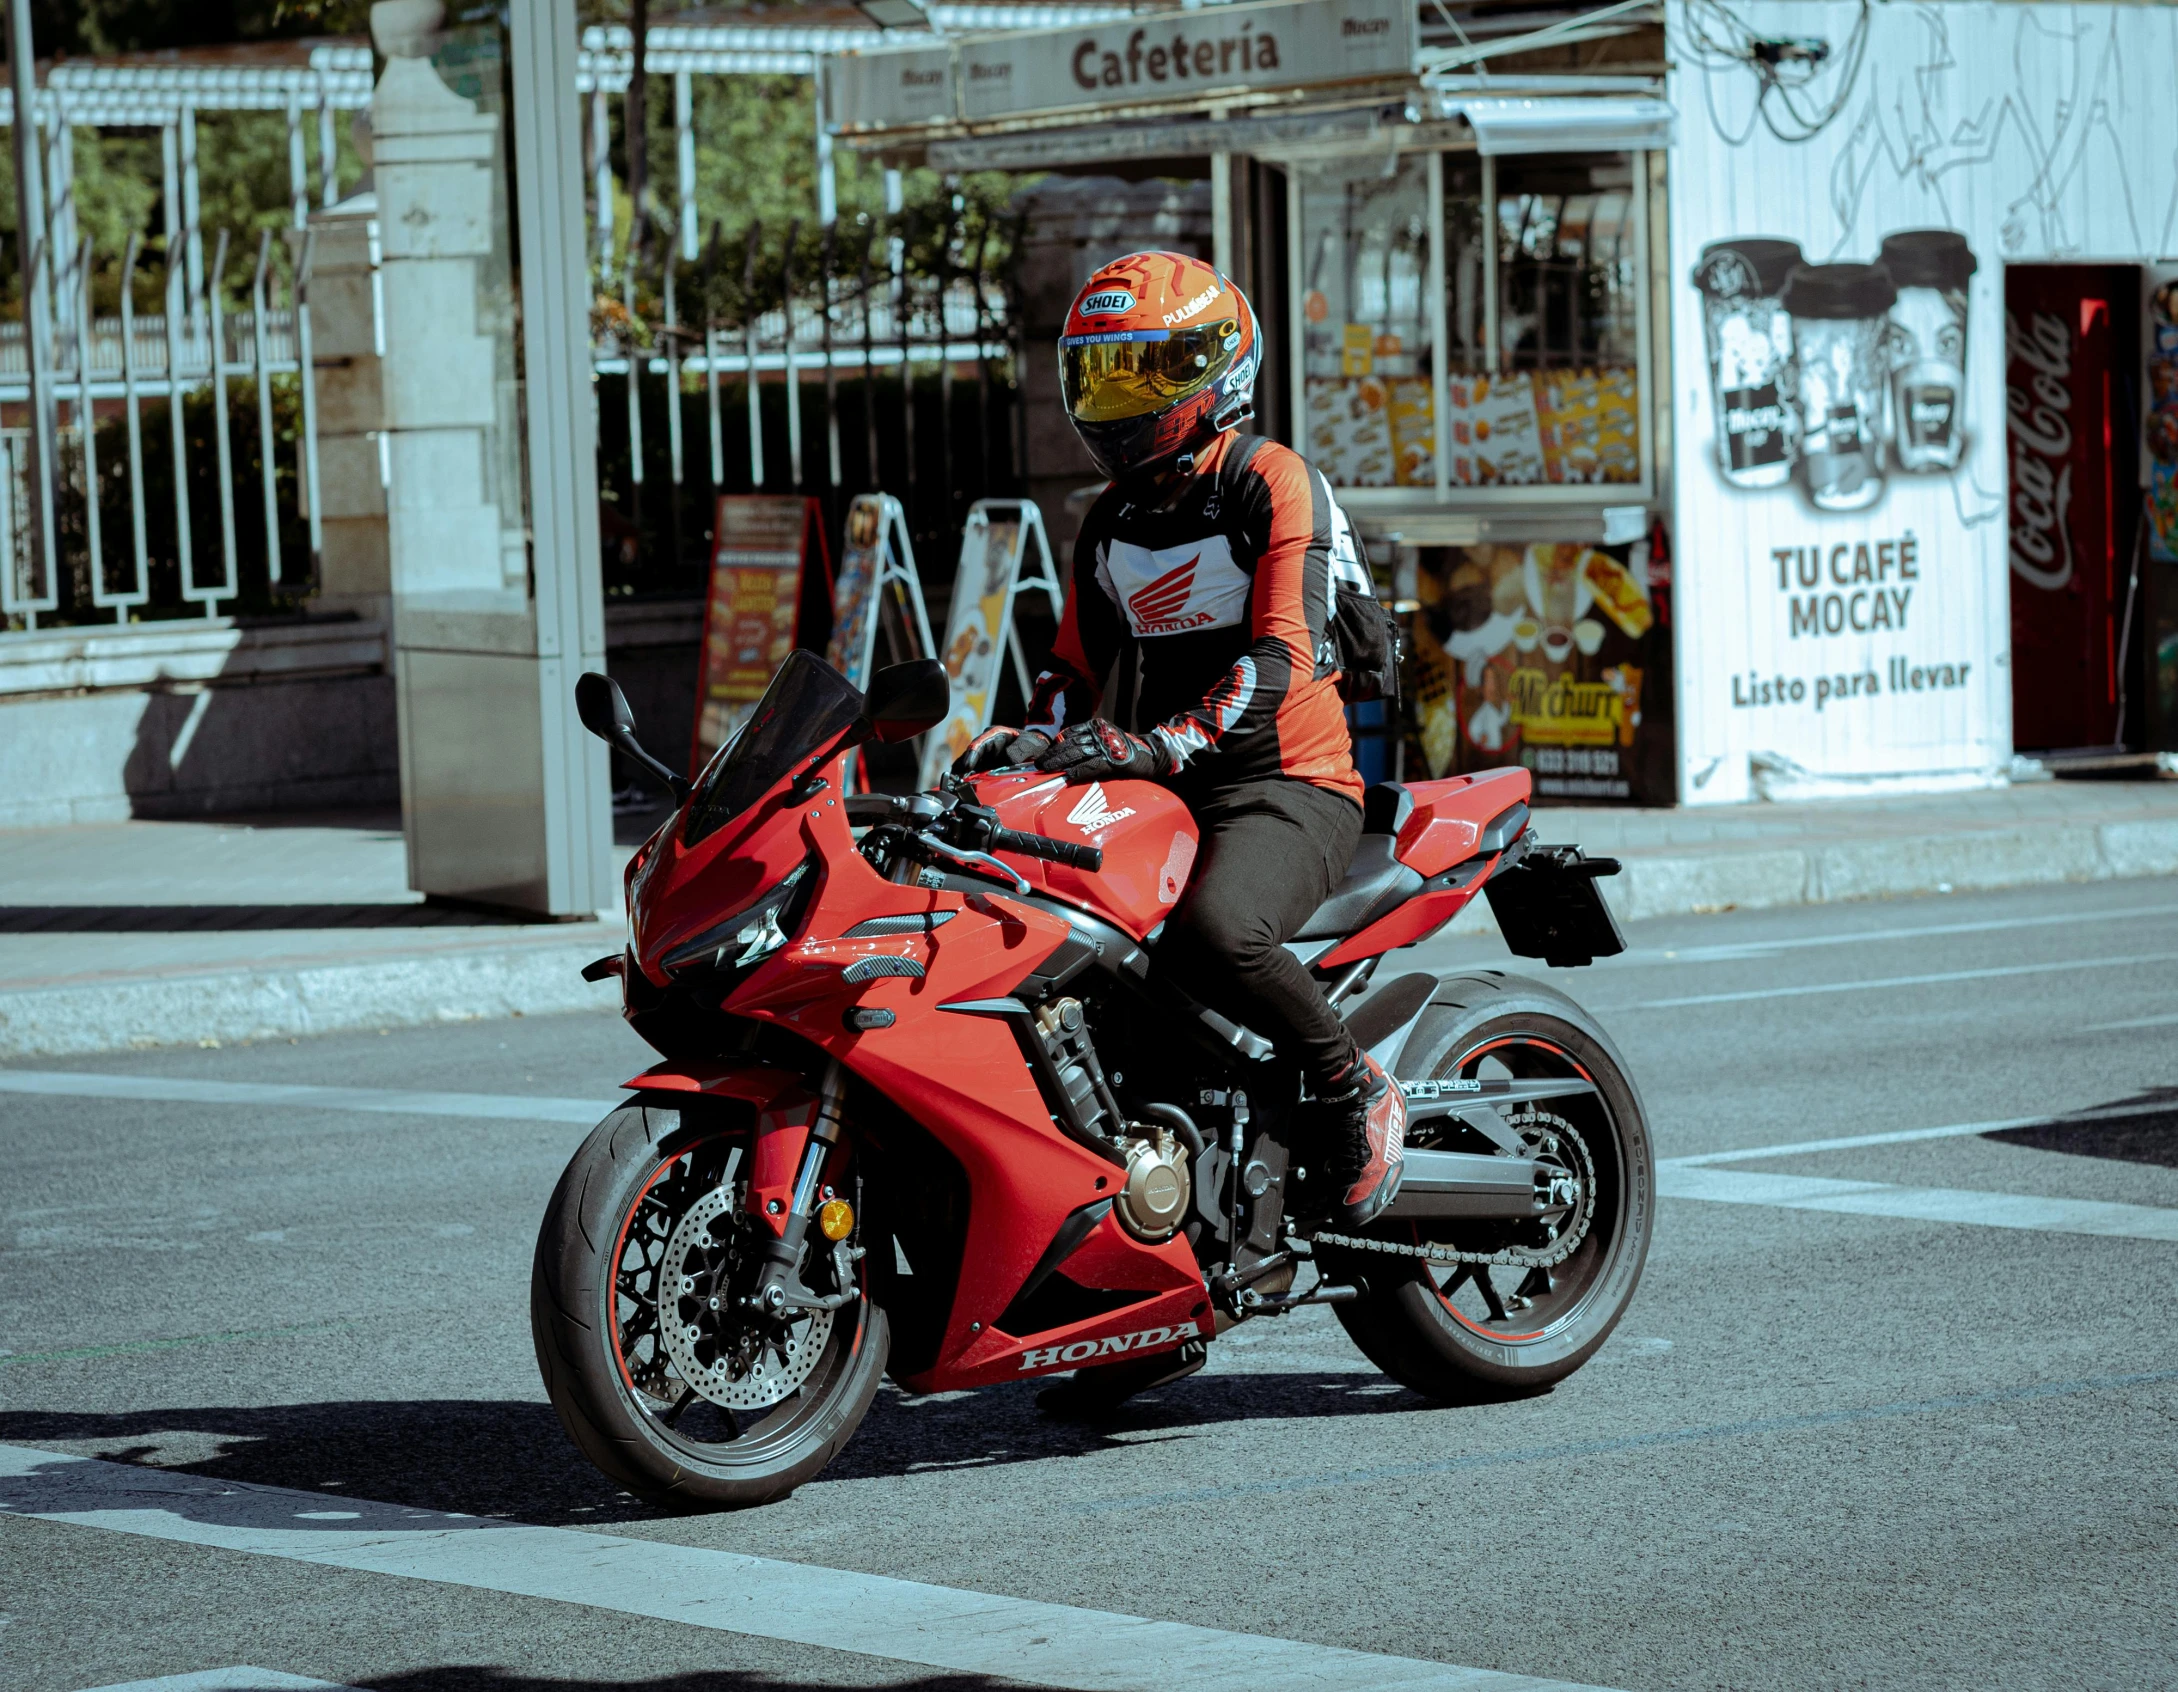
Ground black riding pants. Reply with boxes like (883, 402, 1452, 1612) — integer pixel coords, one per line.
(1156, 775, 1364, 1088)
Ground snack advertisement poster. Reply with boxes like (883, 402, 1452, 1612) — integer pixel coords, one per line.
(1406, 538, 1669, 803)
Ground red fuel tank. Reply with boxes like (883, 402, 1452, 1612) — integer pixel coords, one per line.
(970, 771, 1198, 940)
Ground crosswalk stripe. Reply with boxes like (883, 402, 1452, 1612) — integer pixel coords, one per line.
(0, 1445, 1616, 1692)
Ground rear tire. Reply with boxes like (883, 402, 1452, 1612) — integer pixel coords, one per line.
(1328, 972, 1652, 1402)
(531, 1098, 889, 1509)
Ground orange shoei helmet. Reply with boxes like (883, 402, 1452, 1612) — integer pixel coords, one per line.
(1059, 250, 1260, 480)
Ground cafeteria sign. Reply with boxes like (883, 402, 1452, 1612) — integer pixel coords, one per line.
(826, 0, 1414, 133)
(692, 496, 831, 772)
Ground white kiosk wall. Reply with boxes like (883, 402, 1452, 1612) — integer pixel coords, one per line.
(1665, 1, 2178, 803)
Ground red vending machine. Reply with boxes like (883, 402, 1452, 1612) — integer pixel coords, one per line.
(2144, 265, 2178, 752)
(2006, 264, 2141, 753)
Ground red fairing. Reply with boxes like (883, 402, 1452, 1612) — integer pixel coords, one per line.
(1316, 861, 1498, 969)
(1315, 767, 1534, 967)
(621, 767, 1198, 1389)
(610, 737, 1528, 1396)
(1389, 766, 1531, 877)
(972, 770, 1200, 940)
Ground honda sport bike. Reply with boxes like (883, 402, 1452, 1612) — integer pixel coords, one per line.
(533, 653, 1651, 1507)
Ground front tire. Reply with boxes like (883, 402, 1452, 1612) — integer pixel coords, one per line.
(531, 1098, 889, 1509)
(1328, 972, 1652, 1402)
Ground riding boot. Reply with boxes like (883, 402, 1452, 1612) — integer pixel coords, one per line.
(1293, 1053, 1407, 1229)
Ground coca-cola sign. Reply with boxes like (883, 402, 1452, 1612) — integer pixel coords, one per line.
(2005, 309, 2075, 592)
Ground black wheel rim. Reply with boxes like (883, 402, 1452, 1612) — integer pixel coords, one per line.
(1404, 1031, 1626, 1347)
(606, 1133, 868, 1465)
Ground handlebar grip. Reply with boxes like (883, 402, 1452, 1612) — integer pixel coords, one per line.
(989, 825, 1103, 873)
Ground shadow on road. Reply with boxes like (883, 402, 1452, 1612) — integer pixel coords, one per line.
(1985, 1087, 2178, 1168)
(0, 1368, 1436, 1524)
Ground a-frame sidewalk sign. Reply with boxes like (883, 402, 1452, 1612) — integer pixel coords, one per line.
(691, 494, 832, 773)
(916, 499, 1065, 791)
(827, 492, 937, 785)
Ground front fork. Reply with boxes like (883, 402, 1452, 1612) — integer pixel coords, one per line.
(746, 1059, 862, 1318)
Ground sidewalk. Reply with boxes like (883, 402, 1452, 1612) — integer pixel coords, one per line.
(0, 811, 627, 1059)
(2, 781, 2175, 1059)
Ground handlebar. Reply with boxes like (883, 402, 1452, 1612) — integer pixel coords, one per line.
(988, 825, 1103, 873)
(847, 789, 1103, 875)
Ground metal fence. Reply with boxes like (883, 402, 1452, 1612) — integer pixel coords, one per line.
(0, 227, 319, 628)
(593, 199, 1028, 597)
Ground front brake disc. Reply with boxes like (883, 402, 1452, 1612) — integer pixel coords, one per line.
(658, 1185, 834, 1410)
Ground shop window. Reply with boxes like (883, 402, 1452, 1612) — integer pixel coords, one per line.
(1296, 155, 1434, 490)
(1288, 147, 1650, 497)
(1443, 154, 1642, 488)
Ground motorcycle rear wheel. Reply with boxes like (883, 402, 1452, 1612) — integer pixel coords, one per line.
(531, 1098, 889, 1509)
(1328, 972, 1652, 1402)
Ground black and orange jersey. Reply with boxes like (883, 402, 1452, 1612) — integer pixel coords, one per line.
(1026, 432, 1366, 807)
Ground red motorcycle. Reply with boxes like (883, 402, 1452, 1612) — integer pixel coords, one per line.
(534, 654, 1651, 1507)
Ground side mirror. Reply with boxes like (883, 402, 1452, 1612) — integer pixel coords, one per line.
(575, 671, 635, 743)
(862, 658, 951, 744)
(573, 671, 689, 802)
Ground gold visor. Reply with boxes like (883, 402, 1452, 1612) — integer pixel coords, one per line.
(1061, 321, 1237, 423)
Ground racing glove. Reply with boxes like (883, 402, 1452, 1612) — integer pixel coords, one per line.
(1035, 719, 1175, 785)
(951, 725, 1055, 775)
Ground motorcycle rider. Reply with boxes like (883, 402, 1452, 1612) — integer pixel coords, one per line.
(955, 250, 1406, 1234)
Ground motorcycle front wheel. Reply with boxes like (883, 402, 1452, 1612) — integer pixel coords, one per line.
(531, 1097, 889, 1509)
(1326, 971, 1653, 1402)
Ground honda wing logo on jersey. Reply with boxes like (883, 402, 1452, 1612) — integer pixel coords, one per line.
(1066, 781, 1136, 833)
(1100, 534, 1249, 637)
(1126, 555, 1202, 630)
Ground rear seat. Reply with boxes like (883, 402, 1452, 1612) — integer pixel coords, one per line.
(1292, 783, 1424, 940)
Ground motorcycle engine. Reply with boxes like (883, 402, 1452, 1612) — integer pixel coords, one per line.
(1113, 1124, 1191, 1242)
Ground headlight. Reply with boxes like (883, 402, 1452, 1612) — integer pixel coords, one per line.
(661, 859, 817, 976)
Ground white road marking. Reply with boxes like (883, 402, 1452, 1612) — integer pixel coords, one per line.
(1657, 1164, 2178, 1243)
(2080, 1010, 2178, 1033)
(1645, 900, 2178, 964)
(1619, 950, 2178, 1010)
(1662, 1103, 2163, 1167)
(0, 1447, 1614, 1692)
(74, 1672, 350, 1692)
(0, 1070, 607, 1124)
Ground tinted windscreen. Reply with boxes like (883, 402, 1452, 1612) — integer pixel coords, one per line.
(682, 650, 863, 846)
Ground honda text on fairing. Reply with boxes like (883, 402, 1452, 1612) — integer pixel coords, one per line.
(533, 656, 1651, 1507)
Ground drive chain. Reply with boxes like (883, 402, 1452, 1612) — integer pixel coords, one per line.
(1310, 1110, 1597, 1271)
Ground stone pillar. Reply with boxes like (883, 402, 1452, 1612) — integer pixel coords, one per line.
(306, 190, 389, 624)
(368, 0, 611, 918)
(372, 38, 505, 601)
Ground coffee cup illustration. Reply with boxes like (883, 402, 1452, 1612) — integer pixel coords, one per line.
(1878, 230, 1976, 472)
(1784, 261, 1897, 512)
(1693, 238, 1806, 489)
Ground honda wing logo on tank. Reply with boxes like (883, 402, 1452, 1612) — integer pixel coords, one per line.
(1066, 781, 1136, 832)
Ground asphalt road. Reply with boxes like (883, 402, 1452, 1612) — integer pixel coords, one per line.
(4, 874, 2177, 1692)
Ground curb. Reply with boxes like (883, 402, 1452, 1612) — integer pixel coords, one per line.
(0, 942, 622, 1060)
(5, 817, 2175, 1059)
(1441, 814, 2178, 936)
